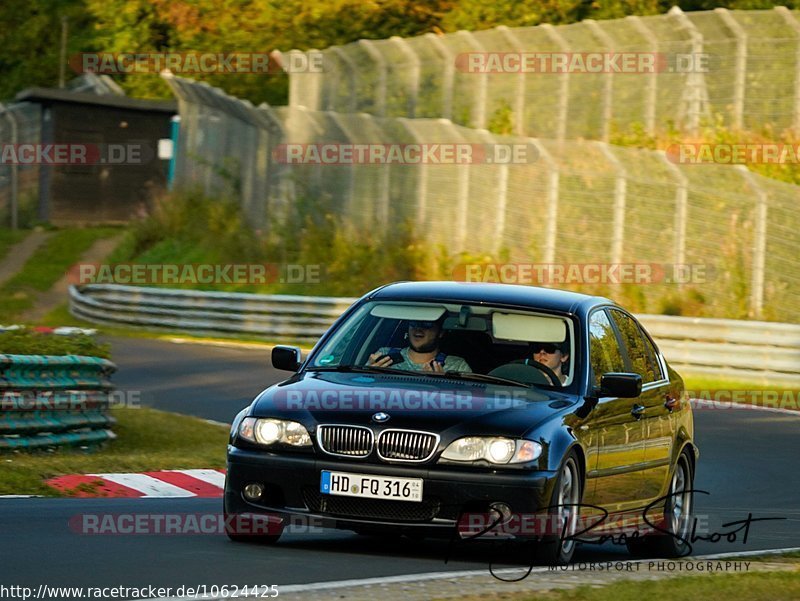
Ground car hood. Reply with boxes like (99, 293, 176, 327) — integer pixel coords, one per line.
(249, 370, 578, 439)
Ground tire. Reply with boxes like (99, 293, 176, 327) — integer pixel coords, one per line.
(627, 449, 693, 557)
(537, 452, 582, 565)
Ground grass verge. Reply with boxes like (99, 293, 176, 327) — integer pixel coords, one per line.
(0, 227, 120, 322)
(0, 407, 228, 496)
(449, 566, 800, 601)
(0, 327, 110, 357)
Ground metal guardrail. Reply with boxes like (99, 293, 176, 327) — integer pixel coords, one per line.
(69, 283, 356, 344)
(636, 315, 800, 385)
(70, 284, 800, 384)
(0, 354, 117, 450)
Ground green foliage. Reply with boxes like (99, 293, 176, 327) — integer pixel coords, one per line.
(0, 0, 95, 100)
(283, 212, 429, 296)
(609, 117, 800, 187)
(658, 287, 707, 317)
(113, 188, 430, 296)
(0, 328, 110, 358)
(5, 0, 800, 106)
(110, 188, 261, 268)
(487, 100, 515, 136)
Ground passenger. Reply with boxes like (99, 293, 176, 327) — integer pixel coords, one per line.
(525, 341, 570, 384)
(368, 318, 471, 373)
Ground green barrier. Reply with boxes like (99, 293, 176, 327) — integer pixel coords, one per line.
(0, 354, 117, 450)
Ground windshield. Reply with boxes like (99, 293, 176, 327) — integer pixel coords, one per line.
(309, 301, 576, 388)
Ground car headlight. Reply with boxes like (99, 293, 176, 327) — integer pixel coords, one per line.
(440, 437, 542, 464)
(238, 417, 311, 447)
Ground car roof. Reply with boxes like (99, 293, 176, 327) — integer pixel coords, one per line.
(367, 281, 613, 316)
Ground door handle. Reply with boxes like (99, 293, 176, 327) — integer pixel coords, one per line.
(631, 404, 646, 419)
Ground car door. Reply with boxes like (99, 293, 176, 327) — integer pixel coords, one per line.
(582, 309, 647, 514)
(607, 309, 673, 503)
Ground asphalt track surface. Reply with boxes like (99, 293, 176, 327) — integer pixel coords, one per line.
(1, 336, 799, 594)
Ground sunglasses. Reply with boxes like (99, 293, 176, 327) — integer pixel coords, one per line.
(408, 320, 437, 329)
(532, 344, 561, 354)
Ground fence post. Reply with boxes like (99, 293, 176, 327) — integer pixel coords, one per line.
(596, 142, 627, 264)
(714, 8, 747, 130)
(584, 20, 615, 142)
(455, 31, 487, 129)
(736, 165, 768, 319)
(0, 104, 19, 229)
(476, 128, 509, 255)
(626, 16, 658, 136)
(541, 24, 570, 142)
(330, 48, 358, 112)
(389, 36, 421, 118)
(357, 40, 387, 116)
(290, 106, 325, 221)
(496, 26, 526, 136)
(659, 152, 689, 269)
(441, 119, 471, 252)
(424, 33, 454, 120)
(326, 111, 358, 220)
(371, 114, 391, 232)
(398, 118, 429, 230)
(528, 139, 560, 264)
(283, 49, 323, 111)
(669, 6, 710, 135)
(775, 7, 800, 133)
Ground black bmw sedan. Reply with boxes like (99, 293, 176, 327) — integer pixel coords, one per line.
(224, 282, 698, 564)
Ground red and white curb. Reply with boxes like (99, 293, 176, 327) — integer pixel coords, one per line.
(45, 469, 226, 498)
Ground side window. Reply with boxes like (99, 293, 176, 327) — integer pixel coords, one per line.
(588, 310, 625, 388)
(640, 331, 664, 382)
(609, 310, 661, 384)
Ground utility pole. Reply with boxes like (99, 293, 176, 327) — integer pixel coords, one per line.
(59, 16, 68, 88)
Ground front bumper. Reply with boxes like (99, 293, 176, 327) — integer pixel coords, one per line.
(224, 446, 556, 535)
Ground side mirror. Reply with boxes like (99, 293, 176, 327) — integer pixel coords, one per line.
(272, 345, 301, 372)
(600, 373, 642, 398)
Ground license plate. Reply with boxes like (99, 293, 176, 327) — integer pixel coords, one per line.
(320, 470, 423, 503)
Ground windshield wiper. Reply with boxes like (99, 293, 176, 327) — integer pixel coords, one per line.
(311, 364, 427, 376)
(439, 371, 532, 389)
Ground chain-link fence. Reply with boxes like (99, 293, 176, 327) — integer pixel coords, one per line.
(163, 73, 800, 323)
(0, 102, 41, 228)
(286, 6, 800, 139)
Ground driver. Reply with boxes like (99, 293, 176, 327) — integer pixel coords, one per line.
(368, 318, 471, 373)
(526, 340, 570, 384)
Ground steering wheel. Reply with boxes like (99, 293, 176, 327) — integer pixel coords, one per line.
(522, 359, 562, 388)
(488, 359, 562, 388)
